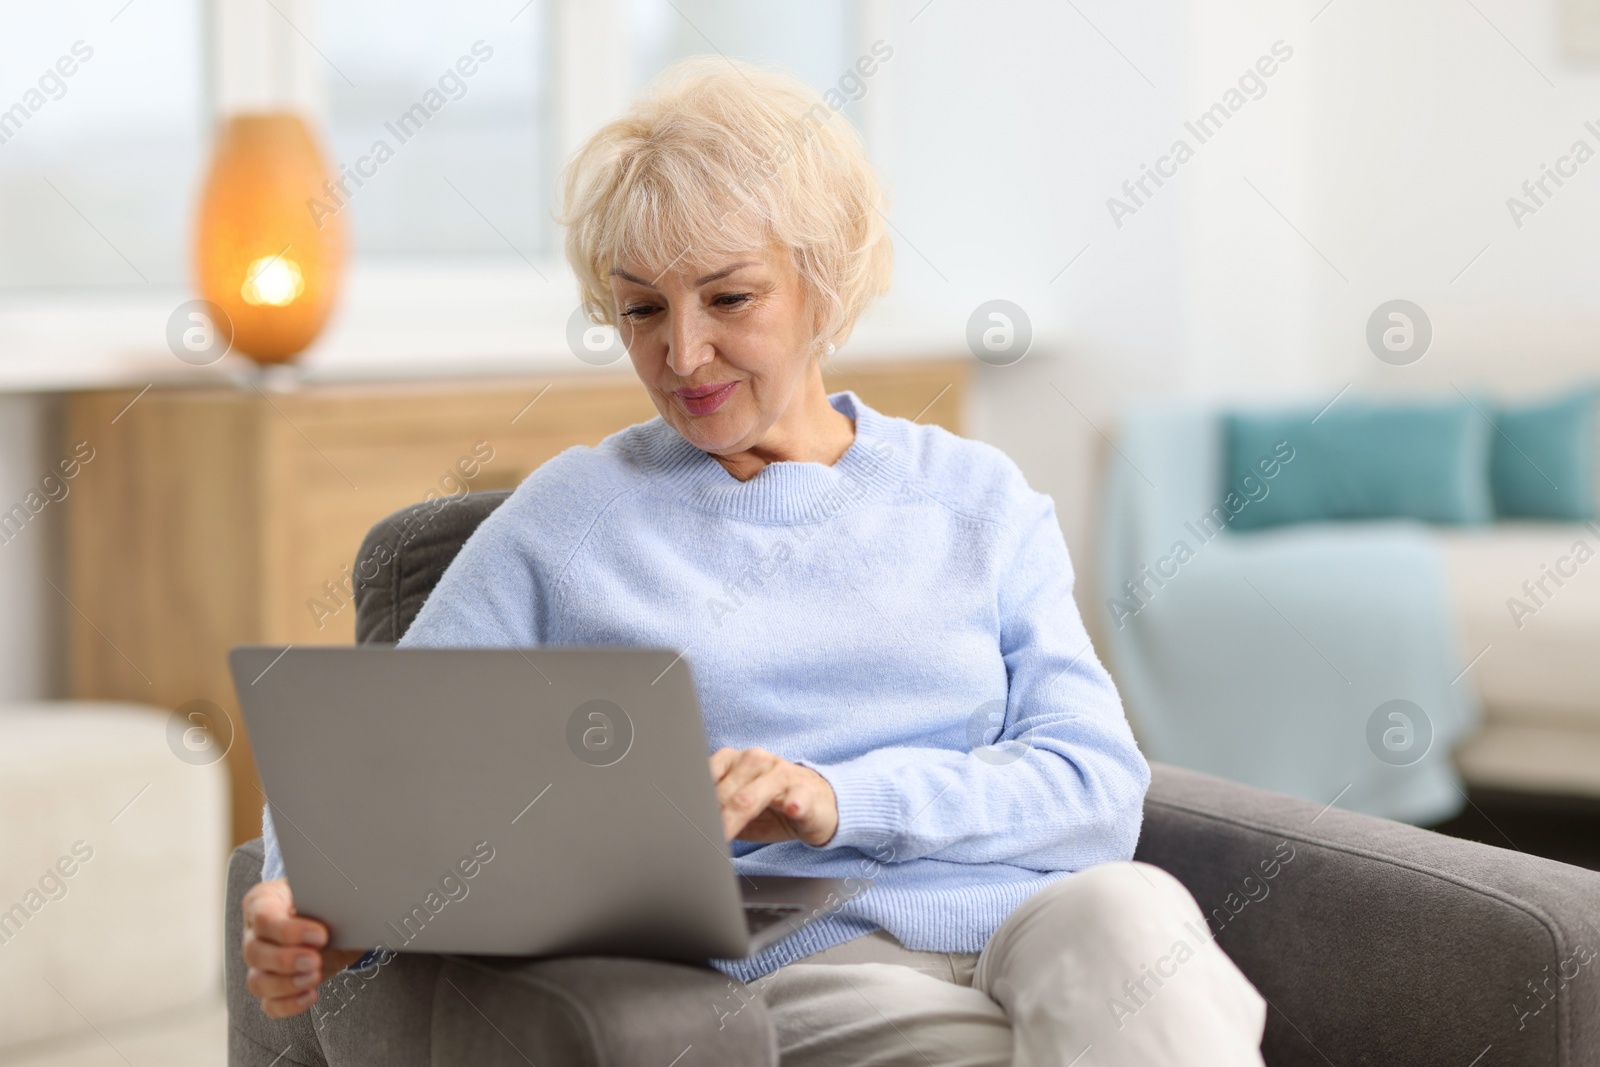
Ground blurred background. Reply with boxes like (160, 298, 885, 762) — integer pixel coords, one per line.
(3, 0, 1599, 1063)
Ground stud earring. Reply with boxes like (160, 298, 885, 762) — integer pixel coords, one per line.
(824, 342, 836, 356)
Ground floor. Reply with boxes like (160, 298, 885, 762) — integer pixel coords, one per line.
(0, 998, 226, 1067)
(1429, 788, 1600, 872)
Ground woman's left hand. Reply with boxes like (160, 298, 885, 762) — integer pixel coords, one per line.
(710, 747, 838, 846)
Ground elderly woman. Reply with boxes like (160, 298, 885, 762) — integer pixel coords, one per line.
(242, 57, 1267, 1065)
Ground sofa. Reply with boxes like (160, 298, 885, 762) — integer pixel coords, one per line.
(1437, 522, 1600, 797)
(1, 701, 228, 1064)
(1100, 399, 1600, 824)
(225, 491, 1600, 1066)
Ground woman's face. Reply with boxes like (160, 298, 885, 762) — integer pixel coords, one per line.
(609, 245, 819, 457)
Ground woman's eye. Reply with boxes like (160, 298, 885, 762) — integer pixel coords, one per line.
(714, 293, 751, 308)
(620, 305, 657, 319)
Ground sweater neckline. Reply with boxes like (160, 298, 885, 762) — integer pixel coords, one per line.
(638, 390, 912, 524)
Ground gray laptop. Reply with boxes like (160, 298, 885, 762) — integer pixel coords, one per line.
(230, 645, 847, 962)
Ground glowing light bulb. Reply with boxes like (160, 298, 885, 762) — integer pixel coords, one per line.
(240, 255, 305, 307)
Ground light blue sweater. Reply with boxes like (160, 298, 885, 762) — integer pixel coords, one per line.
(260, 389, 1149, 982)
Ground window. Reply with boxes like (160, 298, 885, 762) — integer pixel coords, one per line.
(0, 0, 868, 303)
(320, 0, 554, 261)
(0, 2, 206, 290)
(622, 0, 856, 96)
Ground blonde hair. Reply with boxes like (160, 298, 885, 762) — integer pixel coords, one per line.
(558, 55, 893, 355)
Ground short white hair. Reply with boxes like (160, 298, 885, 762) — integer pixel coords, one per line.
(558, 55, 894, 354)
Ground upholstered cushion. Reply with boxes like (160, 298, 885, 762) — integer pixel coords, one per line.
(1491, 386, 1598, 520)
(1, 703, 227, 1053)
(353, 491, 512, 645)
(1224, 398, 1494, 529)
(1436, 522, 1600, 729)
(1138, 763, 1600, 1067)
(225, 839, 778, 1067)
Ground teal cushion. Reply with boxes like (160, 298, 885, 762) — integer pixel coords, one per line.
(1224, 399, 1494, 531)
(1490, 386, 1598, 520)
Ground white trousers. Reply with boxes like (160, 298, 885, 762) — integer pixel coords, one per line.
(753, 861, 1267, 1067)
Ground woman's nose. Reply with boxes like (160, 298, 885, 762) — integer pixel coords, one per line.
(667, 312, 715, 376)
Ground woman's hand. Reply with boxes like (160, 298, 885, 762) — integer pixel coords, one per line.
(711, 747, 838, 846)
(241, 877, 366, 1018)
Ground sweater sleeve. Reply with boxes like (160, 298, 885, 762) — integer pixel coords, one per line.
(260, 802, 285, 880)
(796, 489, 1151, 872)
(396, 494, 548, 650)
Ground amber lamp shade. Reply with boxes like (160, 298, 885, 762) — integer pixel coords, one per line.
(195, 113, 346, 365)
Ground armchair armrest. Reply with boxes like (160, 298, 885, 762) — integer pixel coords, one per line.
(1136, 763, 1600, 1067)
(227, 839, 325, 1066)
(225, 839, 776, 1067)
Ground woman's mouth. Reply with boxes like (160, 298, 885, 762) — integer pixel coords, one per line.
(674, 380, 739, 416)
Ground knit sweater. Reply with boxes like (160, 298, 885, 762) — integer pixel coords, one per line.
(260, 389, 1150, 982)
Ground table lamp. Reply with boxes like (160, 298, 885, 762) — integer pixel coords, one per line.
(195, 112, 346, 365)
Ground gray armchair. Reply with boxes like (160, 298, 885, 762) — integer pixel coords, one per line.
(226, 491, 1600, 1066)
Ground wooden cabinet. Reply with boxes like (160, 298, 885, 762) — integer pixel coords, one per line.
(65, 361, 968, 845)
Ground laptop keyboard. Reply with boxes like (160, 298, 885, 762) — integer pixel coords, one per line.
(743, 903, 804, 936)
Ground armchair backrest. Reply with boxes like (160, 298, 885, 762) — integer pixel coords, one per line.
(351, 490, 511, 644)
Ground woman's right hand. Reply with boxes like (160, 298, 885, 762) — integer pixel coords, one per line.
(241, 877, 363, 1018)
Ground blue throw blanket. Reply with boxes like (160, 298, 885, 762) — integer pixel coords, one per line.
(1098, 401, 1481, 824)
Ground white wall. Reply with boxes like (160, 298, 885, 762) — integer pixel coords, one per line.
(861, 0, 1324, 620)
(1300, 0, 1600, 398)
(0, 394, 63, 702)
(863, 0, 1191, 607)
(875, 0, 1600, 632)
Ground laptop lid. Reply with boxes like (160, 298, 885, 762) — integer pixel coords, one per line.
(231, 645, 753, 961)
